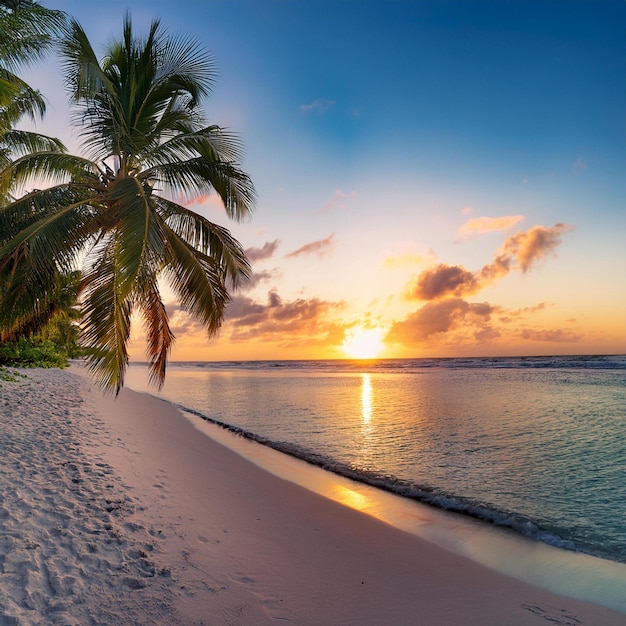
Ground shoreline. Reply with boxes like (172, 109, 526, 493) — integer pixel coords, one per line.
(1, 366, 624, 625)
(175, 405, 626, 615)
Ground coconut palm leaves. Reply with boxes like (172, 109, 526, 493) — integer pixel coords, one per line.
(0, 1, 66, 205)
(0, 16, 255, 392)
(0, 1, 68, 337)
(0, 1, 66, 67)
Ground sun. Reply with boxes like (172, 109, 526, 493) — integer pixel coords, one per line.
(341, 326, 385, 359)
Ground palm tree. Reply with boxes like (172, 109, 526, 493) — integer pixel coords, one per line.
(0, 1, 68, 342)
(0, 0, 66, 167)
(0, 15, 256, 393)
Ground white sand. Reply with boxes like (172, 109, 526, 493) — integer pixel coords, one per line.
(0, 367, 624, 625)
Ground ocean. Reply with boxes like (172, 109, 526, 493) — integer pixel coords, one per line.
(125, 354, 626, 565)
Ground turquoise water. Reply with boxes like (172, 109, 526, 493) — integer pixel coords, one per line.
(125, 355, 626, 563)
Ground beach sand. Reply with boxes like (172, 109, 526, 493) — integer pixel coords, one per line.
(0, 367, 624, 625)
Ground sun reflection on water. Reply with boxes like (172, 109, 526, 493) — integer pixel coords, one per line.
(361, 374, 373, 424)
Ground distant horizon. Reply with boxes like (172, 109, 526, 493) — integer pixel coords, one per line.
(125, 352, 626, 365)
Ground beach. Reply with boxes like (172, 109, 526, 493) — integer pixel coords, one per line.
(0, 367, 624, 625)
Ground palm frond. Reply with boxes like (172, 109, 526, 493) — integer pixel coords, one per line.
(80, 239, 132, 394)
(0, 252, 58, 333)
(0, 1, 66, 72)
(1, 129, 65, 157)
(160, 219, 229, 335)
(60, 19, 124, 162)
(0, 267, 80, 341)
(144, 125, 245, 170)
(0, 184, 85, 243)
(155, 196, 250, 288)
(136, 276, 174, 388)
(60, 18, 111, 104)
(147, 157, 255, 221)
(154, 27, 215, 104)
(2, 151, 99, 192)
(0, 194, 100, 274)
(0, 69, 46, 127)
(103, 176, 166, 299)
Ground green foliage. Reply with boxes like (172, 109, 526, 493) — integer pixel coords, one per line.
(0, 271, 84, 368)
(0, 1, 76, 380)
(0, 337, 69, 368)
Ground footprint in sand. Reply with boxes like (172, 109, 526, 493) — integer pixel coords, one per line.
(522, 602, 583, 625)
(230, 572, 256, 585)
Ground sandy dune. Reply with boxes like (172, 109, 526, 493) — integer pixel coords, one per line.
(0, 367, 624, 625)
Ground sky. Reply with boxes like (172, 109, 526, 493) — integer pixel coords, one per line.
(22, 0, 626, 361)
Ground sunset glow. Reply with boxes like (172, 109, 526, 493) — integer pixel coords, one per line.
(342, 327, 386, 360)
(21, 1, 624, 362)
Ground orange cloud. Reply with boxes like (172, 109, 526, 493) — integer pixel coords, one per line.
(498, 302, 550, 323)
(500, 223, 573, 273)
(224, 291, 345, 347)
(285, 234, 336, 259)
(406, 224, 573, 301)
(387, 298, 496, 345)
(387, 297, 578, 351)
(456, 215, 525, 240)
(519, 328, 582, 343)
(407, 264, 479, 300)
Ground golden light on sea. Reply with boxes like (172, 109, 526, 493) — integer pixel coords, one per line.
(361, 374, 373, 424)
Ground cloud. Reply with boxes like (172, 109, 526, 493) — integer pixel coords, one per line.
(520, 328, 582, 343)
(176, 192, 225, 210)
(386, 293, 574, 351)
(321, 189, 356, 213)
(500, 223, 572, 272)
(300, 98, 336, 113)
(386, 298, 495, 345)
(456, 215, 525, 240)
(246, 240, 280, 263)
(164, 304, 204, 336)
(285, 233, 336, 259)
(240, 269, 276, 291)
(405, 224, 573, 301)
(475, 327, 501, 342)
(224, 291, 345, 346)
(498, 302, 550, 323)
(462, 206, 474, 216)
(573, 157, 587, 171)
(407, 264, 479, 300)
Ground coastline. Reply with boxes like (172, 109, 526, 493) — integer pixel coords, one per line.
(0, 367, 624, 625)
(176, 404, 626, 615)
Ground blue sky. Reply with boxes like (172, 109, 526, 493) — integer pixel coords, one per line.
(26, 0, 626, 359)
